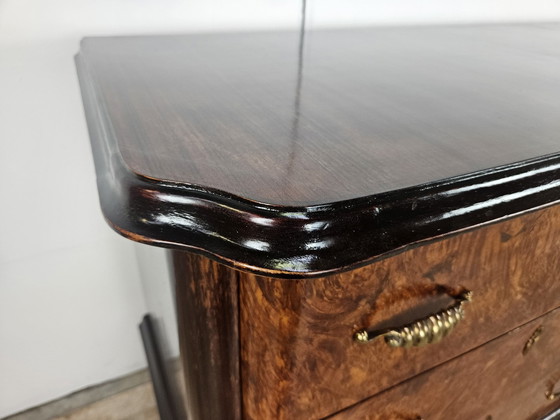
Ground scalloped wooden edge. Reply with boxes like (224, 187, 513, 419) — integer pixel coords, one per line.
(76, 51, 560, 279)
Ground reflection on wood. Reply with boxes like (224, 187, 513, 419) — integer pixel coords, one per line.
(171, 251, 241, 420)
(329, 308, 560, 420)
(240, 205, 560, 419)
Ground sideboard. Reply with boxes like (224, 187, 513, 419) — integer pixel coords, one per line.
(76, 24, 560, 419)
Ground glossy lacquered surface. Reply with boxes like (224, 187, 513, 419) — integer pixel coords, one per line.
(329, 307, 560, 420)
(79, 24, 560, 205)
(76, 24, 560, 277)
(171, 251, 241, 420)
(240, 205, 560, 419)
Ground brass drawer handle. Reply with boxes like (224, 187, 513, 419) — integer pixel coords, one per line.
(354, 290, 472, 347)
(546, 379, 560, 401)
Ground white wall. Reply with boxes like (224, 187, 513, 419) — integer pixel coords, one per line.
(2, 0, 560, 417)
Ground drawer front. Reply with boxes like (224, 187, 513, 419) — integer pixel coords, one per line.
(330, 307, 560, 420)
(240, 205, 560, 419)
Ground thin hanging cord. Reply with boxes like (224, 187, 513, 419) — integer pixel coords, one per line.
(294, 0, 306, 130)
(285, 0, 307, 182)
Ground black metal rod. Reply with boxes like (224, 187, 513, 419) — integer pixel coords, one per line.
(139, 314, 180, 420)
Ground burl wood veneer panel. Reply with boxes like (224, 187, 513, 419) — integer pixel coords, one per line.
(329, 307, 560, 420)
(240, 205, 560, 419)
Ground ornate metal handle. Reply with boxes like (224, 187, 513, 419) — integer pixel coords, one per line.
(354, 290, 472, 347)
(546, 379, 560, 401)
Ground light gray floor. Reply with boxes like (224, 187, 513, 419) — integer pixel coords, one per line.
(2, 369, 155, 420)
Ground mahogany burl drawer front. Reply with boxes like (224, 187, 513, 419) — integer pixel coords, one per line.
(240, 205, 560, 420)
(329, 306, 560, 420)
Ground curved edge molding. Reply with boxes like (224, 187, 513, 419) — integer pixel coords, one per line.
(76, 53, 560, 279)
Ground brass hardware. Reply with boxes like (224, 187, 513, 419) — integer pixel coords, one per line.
(522, 326, 543, 355)
(545, 390, 560, 401)
(354, 290, 472, 347)
(546, 379, 560, 401)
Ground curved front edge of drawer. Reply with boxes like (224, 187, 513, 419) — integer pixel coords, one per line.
(328, 306, 560, 420)
(239, 205, 560, 419)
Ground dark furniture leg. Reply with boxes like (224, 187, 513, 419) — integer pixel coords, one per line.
(139, 314, 181, 420)
(171, 250, 241, 420)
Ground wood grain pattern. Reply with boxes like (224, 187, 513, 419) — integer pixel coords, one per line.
(76, 24, 560, 278)
(171, 251, 241, 420)
(78, 25, 560, 206)
(328, 307, 560, 420)
(240, 205, 560, 419)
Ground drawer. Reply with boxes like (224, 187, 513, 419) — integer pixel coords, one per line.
(329, 307, 560, 420)
(240, 205, 560, 419)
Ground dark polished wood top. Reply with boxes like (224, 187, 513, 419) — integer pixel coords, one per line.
(77, 24, 560, 277)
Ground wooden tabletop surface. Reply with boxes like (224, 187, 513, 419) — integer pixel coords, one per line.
(77, 24, 560, 276)
(79, 24, 560, 206)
